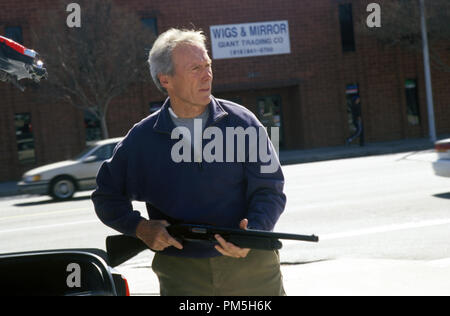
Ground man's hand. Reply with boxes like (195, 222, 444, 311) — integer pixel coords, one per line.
(136, 219, 183, 251)
(214, 218, 251, 258)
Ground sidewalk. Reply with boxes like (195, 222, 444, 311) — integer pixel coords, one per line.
(281, 257, 450, 296)
(116, 255, 450, 296)
(0, 137, 436, 198)
(278, 137, 434, 165)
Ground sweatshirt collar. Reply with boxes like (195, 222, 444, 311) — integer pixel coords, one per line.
(153, 96, 228, 134)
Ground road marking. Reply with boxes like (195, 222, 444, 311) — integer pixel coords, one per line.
(320, 218, 450, 241)
(428, 258, 450, 268)
(292, 188, 445, 211)
(3, 216, 450, 243)
(0, 219, 99, 234)
(0, 207, 90, 222)
(281, 218, 450, 246)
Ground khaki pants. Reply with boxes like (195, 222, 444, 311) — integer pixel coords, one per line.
(152, 249, 286, 296)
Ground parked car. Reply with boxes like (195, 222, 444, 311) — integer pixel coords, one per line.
(432, 138, 450, 177)
(18, 137, 123, 200)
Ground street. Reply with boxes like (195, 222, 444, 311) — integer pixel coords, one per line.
(1, 150, 449, 295)
(279, 150, 450, 263)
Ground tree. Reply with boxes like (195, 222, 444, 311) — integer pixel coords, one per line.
(32, 0, 155, 139)
(356, 0, 450, 72)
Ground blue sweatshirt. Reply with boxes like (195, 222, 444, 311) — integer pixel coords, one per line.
(92, 96, 286, 258)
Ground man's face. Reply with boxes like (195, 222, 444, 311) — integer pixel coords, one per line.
(161, 44, 213, 109)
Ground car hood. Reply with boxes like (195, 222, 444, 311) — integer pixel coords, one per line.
(23, 160, 79, 176)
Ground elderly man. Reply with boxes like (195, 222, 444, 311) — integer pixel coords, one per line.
(92, 28, 287, 296)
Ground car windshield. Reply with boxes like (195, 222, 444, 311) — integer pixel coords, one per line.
(72, 145, 96, 160)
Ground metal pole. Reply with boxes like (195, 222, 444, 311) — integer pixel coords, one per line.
(419, 0, 437, 142)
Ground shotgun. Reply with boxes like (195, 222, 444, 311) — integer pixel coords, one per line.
(106, 223, 319, 267)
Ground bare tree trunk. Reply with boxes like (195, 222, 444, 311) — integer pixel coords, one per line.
(32, 0, 154, 142)
(100, 115, 109, 139)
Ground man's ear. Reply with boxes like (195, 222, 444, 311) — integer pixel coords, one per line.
(158, 74, 170, 90)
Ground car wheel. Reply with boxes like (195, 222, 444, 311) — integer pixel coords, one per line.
(50, 177, 76, 200)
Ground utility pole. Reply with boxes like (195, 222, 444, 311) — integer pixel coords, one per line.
(419, 0, 437, 142)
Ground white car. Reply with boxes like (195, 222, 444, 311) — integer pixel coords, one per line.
(432, 138, 450, 177)
(18, 137, 123, 200)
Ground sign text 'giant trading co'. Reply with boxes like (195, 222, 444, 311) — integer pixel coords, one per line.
(209, 20, 291, 60)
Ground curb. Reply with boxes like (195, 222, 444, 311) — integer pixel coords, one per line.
(279, 140, 434, 165)
(0, 182, 20, 198)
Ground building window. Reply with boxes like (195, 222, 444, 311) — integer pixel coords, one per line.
(338, 3, 356, 52)
(5, 26, 23, 44)
(141, 18, 158, 36)
(84, 110, 102, 142)
(14, 113, 35, 164)
(256, 95, 284, 148)
(405, 79, 420, 125)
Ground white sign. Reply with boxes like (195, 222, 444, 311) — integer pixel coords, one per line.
(210, 20, 291, 60)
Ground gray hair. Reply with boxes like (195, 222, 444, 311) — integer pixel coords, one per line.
(148, 28, 207, 94)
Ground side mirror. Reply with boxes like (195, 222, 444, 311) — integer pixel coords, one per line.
(0, 250, 118, 296)
(83, 155, 98, 163)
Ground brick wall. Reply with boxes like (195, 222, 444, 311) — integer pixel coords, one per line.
(0, 0, 449, 181)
